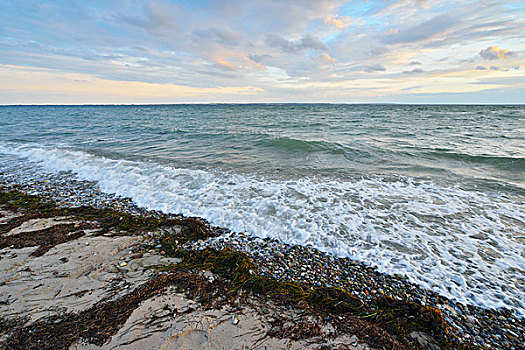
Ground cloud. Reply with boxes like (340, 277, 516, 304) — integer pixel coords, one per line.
(479, 46, 515, 60)
(490, 66, 500, 71)
(119, 0, 181, 35)
(403, 68, 424, 74)
(325, 15, 346, 29)
(400, 85, 422, 91)
(265, 34, 327, 53)
(0, 0, 524, 103)
(144, 0, 180, 29)
(193, 27, 242, 46)
(475, 66, 487, 70)
(382, 14, 457, 45)
(318, 53, 336, 64)
(214, 57, 236, 69)
(364, 47, 389, 57)
(323, 15, 362, 29)
(248, 54, 271, 63)
(364, 64, 386, 72)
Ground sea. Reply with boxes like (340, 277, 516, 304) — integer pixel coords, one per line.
(0, 104, 523, 317)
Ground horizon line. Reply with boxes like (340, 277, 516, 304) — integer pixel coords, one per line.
(2, 102, 524, 107)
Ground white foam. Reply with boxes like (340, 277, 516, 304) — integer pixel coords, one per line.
(1, 143, 524, 317)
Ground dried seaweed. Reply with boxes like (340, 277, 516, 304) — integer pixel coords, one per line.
(4, 274, 177, 349)
(0, 222, 94, 256)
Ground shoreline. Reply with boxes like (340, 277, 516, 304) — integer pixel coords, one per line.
(0, 173, 523, 349)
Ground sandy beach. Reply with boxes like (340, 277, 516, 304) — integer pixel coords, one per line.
(0, 175, 523, 350)
(0, 185, 395, 349)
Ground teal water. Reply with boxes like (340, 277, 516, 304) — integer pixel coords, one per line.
(1, 104, 524, 315)
(1, 105, 524, 187)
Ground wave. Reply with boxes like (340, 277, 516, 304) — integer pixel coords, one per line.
(255, 136, 366, 157)
(1, 143, 524, 317)
(426, 150, 525, 168)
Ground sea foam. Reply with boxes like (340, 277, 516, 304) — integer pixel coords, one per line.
(1, 143, 524, 317)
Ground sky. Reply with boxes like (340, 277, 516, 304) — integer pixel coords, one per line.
(0, 0, 524, 104)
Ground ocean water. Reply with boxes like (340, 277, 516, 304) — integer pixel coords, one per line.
(0, 104, 524, 316)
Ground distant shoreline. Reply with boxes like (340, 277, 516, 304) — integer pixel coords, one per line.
(2, 103, 525, 106)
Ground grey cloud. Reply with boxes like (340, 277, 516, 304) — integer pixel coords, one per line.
(382, 14, 457, 45)
(490, 66, 500, 70)
(248, 54, 271, 63)
(475, 65, 487, 70)
(364, 47, 389, 57)
(401, 85, 422, 91)
(120, 0, 180, 34)
(212, 28, 242, 46)
(364, 64, 386, 72)
(193, 27, 242, 46)
(265, 34, 327, 53)
(479, 46, 515, 60)
(409, 61, 422, 65)
(144, 1, 180, 29)
(403, 68, 424, 74)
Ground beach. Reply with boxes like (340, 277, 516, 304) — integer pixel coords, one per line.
(0, 104, 524, 350)
(0, 0, 525, 344)
(1, 104, 523, 318)
(0, 171, 523, 349)
(2, 0, 525, 347)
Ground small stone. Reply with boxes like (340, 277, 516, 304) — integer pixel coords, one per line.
(231, 315, 239, 325)
(119, 262, 128, 267)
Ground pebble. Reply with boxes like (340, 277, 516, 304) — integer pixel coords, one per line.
(231, 315, 239, 325)
(187, 233, 525, 350)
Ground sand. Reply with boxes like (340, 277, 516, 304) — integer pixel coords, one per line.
(0, 213, 372, 349)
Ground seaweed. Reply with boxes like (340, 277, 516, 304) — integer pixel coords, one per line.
(157, 242, 477, 350)
(3, 274, 178, 350)
(0, 187, 477, 349)
(0, 188, 217, 239)
(0, 222, 92, 256)
(0, 316, 29, 337)
(0, 188, 164, 234)
(3, 269, 243, 350)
